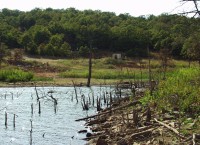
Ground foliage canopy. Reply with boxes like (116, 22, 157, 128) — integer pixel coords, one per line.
(0, 8, 199, 59)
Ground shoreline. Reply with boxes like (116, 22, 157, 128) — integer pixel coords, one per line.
(0, 78, 134, 88)
(79, 95, 200, 145)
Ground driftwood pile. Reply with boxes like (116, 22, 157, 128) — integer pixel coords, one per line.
(76, 97, 200, 145)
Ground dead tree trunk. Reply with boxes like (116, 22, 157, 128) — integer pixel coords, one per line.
(87, 50, 92, 87)
(30, 119, 33, 145)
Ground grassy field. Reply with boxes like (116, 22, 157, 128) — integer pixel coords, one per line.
(0, 56, 199, 86)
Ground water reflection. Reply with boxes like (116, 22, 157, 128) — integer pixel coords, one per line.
(0, 86, 113, 145)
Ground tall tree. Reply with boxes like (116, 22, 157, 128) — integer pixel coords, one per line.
(182, 32, 200, 65)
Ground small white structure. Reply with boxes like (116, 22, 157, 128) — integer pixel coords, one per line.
(112, 53, 122, 60)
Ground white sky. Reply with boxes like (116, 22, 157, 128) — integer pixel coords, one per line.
(0, 0, 195, 16)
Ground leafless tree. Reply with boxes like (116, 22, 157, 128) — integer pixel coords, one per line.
(180, 0, 200, 17)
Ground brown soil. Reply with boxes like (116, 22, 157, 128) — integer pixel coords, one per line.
(35, 72, 58, 78)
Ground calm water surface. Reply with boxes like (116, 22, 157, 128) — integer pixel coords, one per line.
(0, 86, 113, 145)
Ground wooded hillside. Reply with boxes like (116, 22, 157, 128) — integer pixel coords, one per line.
(0, 8, 199, 60)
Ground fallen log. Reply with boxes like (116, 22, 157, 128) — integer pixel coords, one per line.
(82, 134, 101, 141)
(75, 100, 140, 121)
(131, 128, 154, 139)
(134, 125, 153, 133)
(86, 118, 107, 126)
(78, 130, 87, 133)
(154, 118, 185, 139)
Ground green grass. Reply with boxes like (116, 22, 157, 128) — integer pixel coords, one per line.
(31, 76, 53, 82)
(141, 67, 200, 114)
(23, 56, 199, 84)
(0, 69, 34, 82)
(60, 68, 149, 80)
(57, 57, 148, 80)
(56, 57, 199, 81)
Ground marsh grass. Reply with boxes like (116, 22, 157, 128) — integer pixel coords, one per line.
(0, 69, 33, 82)
(60, 68, 149, 80)
(141, 67, 200, 114)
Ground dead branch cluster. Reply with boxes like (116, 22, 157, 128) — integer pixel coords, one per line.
(34, 85, 58, 114)
(76, 96, 200, 145)
(180, 0, 200, 17)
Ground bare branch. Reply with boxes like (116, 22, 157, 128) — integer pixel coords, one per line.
(180, 0, 200, 16)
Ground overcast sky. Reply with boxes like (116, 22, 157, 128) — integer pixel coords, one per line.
(0, 0, 195, 16)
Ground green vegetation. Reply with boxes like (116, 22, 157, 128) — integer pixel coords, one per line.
(0, 69, 33, 82)
(141, 67, 200, 115)
(0, 7, 199, 141)
(58, 58, 146, 80)
(60, 69, 148, 80)
(0, 8, 199, 62)
(31, 76, 53, 82)
(0, 56, 198, 84)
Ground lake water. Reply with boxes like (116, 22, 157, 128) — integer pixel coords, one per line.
(0, 86, 115, 145)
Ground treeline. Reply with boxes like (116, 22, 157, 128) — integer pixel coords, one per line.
(0, 8, 199, 59)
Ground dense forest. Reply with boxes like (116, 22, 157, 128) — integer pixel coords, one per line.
(0, 8, 199, 60)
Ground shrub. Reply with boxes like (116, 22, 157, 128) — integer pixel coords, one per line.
(0, 69, 34, 82)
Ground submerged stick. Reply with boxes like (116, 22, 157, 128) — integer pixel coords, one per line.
(72, 80, 78, 103)
(38, 101, 41, 115)
(30, 119, 33, 145)
(5, 112, 7, 128)
(81, 95, 89, 110)
(88, 94, 91, 105)
(11, 92, 13, 100)
(49, 94, 58, 113)
(54, 102, 57, 113)
(13, 114, 16, 128)
(76, 101, 140, 121)
(92, 92, 94, 106)
(103, 92, 106, 104)
(34, 85, 39, 101)
(31, 103, 33, 116)
(110, 91, 112, 105)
